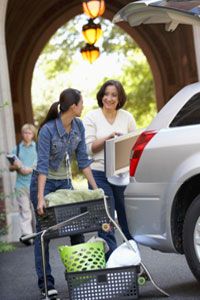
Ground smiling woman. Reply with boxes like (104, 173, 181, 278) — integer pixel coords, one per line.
(83, 79, 137, 250)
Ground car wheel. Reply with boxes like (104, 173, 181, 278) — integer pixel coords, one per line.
(183, 194, 200, 281)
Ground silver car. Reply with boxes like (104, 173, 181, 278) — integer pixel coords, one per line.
(114, 1, 200, 281)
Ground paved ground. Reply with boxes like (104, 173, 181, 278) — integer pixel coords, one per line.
(0, 233, 200, 300)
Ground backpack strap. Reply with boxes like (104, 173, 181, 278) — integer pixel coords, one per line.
(16, 143, 20, 158)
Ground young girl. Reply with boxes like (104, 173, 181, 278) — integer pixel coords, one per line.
(30, 88, 97, 298)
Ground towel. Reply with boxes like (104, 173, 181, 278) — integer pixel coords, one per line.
(45, 188, 105, 207)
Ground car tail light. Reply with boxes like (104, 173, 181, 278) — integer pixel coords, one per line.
(130, 130, 157, 177)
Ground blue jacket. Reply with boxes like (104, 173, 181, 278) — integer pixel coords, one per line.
(36, 115, 92, 175)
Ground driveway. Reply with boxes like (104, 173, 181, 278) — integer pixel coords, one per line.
(0, 233, 200, 300)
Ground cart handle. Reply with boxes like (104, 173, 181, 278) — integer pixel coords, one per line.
(20, 211, 89, 242)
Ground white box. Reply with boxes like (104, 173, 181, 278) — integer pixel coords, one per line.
(105, 131, 141, 177)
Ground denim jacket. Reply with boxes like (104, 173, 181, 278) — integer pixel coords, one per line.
(36, 114, 92, 175)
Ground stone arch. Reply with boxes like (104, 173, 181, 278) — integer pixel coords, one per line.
(5, 0, 198, 141)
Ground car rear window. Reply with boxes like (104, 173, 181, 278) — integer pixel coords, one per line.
(170, 92, 200, 127)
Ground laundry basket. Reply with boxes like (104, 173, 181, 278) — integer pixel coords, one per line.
(59, 241, 106, 272)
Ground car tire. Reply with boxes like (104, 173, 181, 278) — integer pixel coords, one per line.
(183, 194, 200, 281)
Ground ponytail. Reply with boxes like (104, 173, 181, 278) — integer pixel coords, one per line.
(38, 101, 59, 134)
(38, 88, 82, 134)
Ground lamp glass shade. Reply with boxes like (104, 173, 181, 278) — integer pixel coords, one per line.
(82, 24, 102, 45)
(81, 45, 100, 63)
(82, 0, 105, 18)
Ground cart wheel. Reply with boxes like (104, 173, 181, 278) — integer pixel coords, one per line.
(138, 276, 146, 286)
(102, 223, 111, 232)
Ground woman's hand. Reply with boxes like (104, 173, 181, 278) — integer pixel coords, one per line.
(107, 132, 122, 140)
(91, 132, 123, 154)
(37, 197, 46, 216)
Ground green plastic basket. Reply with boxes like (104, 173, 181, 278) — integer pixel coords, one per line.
(58, 242, 106, 273)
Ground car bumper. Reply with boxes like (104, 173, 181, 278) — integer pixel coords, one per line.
(124, 179, 177, 253)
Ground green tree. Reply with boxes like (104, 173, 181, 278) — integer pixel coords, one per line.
(121, 52, 156, 128)
(38, 15, 89, 80)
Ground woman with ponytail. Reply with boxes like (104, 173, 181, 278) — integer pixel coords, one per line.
(30, 88, 97, 298)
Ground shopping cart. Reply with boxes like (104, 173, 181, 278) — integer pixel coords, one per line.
(21, 197, 112, 300)
(21, 196, 169, 300)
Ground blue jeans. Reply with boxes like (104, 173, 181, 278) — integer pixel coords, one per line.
(92, 170, 132, 244)
(89, 170, 119, 260)
(30, 171, 84, 290)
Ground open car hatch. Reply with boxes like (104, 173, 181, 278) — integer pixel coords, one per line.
(113, 0, 200, 31)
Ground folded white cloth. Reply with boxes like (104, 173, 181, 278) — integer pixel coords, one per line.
(106, 240, 141, 268)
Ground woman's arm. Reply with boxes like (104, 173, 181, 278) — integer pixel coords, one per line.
(82, 166, 98, 190)
(91, 132, 119, 153)
(37, 173, 47, 215)
(84, 113, 118, 154)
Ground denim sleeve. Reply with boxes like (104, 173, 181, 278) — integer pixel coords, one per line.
(36, 126, 51, 175)
(75, 121, 92, 170)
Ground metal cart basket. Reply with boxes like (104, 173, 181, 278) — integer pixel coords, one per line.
(66, 265, 139, 300)
(38, 198, 111, 239)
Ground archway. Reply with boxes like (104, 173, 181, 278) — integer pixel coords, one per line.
(5, 0, 198, 141)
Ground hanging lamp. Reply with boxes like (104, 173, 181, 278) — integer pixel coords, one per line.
(80, 44, 100, 63)
(82, 19, 102, 45)
(82, 0, 105, 19)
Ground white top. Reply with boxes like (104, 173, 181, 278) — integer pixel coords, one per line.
(83, 108, 136, 176)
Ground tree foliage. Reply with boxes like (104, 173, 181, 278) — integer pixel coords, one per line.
(37, 16, 138, 78)
(40, 16, 86, 79)
(121, 53, 156, 128)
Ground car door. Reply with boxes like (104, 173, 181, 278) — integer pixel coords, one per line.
(113, 0, 200, 32)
